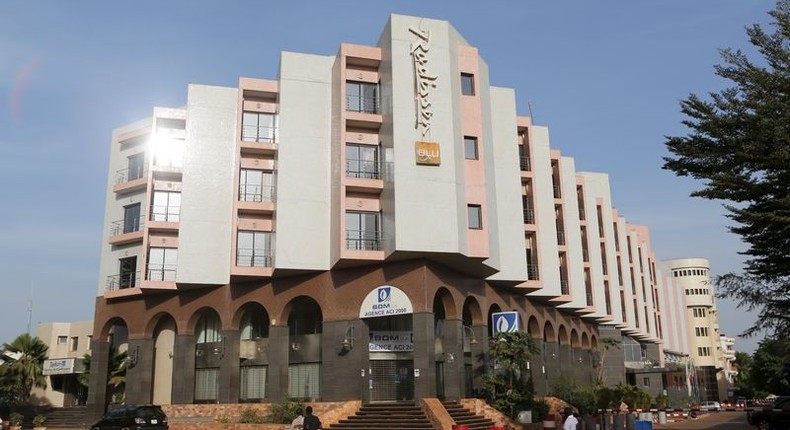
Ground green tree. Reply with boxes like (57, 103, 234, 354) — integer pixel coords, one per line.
(77, 346, 129, 405)
(0, 333, 49, 404)
(733, 351, 757, 398)
(480, 331, 545, 421)
(663, 0, 790, 338)
(750, 338, 790, 395)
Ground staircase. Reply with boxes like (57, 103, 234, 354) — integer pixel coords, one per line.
(42, 407, 91, 428)
(328, 402, 434, 430)
(442, 401, 497, 430)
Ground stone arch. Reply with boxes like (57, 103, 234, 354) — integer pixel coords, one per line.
(145, 312, 178, 338)
(486, 303, 504, 337)
(434, 287, 457, 319)
(570, 329, 580, 348)
(543, 321, 556, 343)
(187, 306, 222, 336)
(462, 296, 483, 326)
(528, 316, 541, 339)
(558, 325, 569, 346)
(591, 335, 598, 350)
(581, 332, 590, 349)
(286, 296, 323, 335)
(235, 302, 271, 340)
(98, 316, 129, 341)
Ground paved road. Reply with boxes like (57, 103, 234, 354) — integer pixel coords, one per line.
(656, 410, 753, 430)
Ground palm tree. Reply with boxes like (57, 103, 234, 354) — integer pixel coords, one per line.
(78, 346, 129, 404)
(0, 333, 49, 404)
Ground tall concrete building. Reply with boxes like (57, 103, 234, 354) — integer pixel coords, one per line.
(87, 14, 698, 414)
(663, 258, 723, 402)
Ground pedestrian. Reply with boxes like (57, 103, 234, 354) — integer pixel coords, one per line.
(562, 407, 579, 430)
(291, 408, 304, 430)
(302, 405, 323, 430)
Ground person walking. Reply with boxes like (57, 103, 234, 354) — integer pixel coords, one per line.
(303, 406, 323, 430)
(562, 407, 579, 430)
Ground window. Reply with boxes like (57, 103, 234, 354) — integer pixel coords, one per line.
(346, 144, 380, 179)
(196, 313, 222, 344)
(695, 326, 709, 337)
(119, 256, 137, 289)
(240, 311, 269, 340)
(346, 211, 381, 250)
(147, 247, 177, 281)
(242, 112, 277, 143)
(464, 136, 478, 160)
(151, 191, 180, 222)
(57, 336, 67, 345)
(698, 347, 711, 357)
(194, 368, 219, 402)
(467, 205, 482, 229)
(239, 169, 274, 202)
(70, 337, 78, 351)
(123, 203, 141, 234)
(643, 377, 650, 387)
(240, 365, 267, 401)
(237, 231, 272, 267)
(288, 363, 320, 399)
(461, 73, 475, 96)
(128, 153, 145, 181)
(346, 81, 379, 113)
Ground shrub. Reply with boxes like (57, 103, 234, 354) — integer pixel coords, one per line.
(33, 414, 47, 427)
(9, 412, 24, 426)
(267, 398, 305, 424)
(238, 407, 265, 424)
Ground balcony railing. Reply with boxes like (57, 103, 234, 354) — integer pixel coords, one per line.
(522, 208, 535, 224)
(519, 155, 531, 171)
(106, 271, 140, 291)
(557, 230, 565, 245)
(582, 248, 589, 262)
(560, 278, 569, 295)
(346, 230, 382, 251)
(150, 206, 180, 222)
(579, 206, 585, 220)
(115, 166, 147, 184)
(586, 292, 594, 306)
(346, 95, 380, 114)
(241, 125, 278, 143)
(346, 159, 383, 179)
(147, 267, 177, 282)
(236, 249, 273, 267)
(110, 215, 146, 236)
(526, 263, 539, 281)
(553, 184, 561, 198)
(239, 185, 275, 203)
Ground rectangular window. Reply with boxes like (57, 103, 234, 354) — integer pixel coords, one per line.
(241, 112, 277, 143)
(346, 81, 379, 113)
(467, 205, 482, 230)
(237, 231, 273, 267)
(70, 337, 78, 351)
(127, 153, 145, 181)
(119, 256, 137, 289)
(346, 143, 381, 179)
(151, 191, 180, 222)
(57, 336, 67, 345)
(240, 365, 267, 401)
(346, 211, 381, 250)
(194, 367, 219, 401)
(288, 363, 320, 399)
(239, 169, 274, 202)
(464, 136, 478, 160)
(461, 73, 475, 96)
(147, 247, 178, 281)
(123, 203, 142, 234)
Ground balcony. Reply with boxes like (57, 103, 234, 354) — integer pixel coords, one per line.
(553, 184, 561, 199)
(147, 267, 177, 282)
(560, 278, 569, 295)
(113, 167, 147, 194)
(519, 155, 531, 171)
(586, 292, 594, 306)
(109, 216, 145, 245)
(236, 249, 273, 268)
(556, 229, 565, 246)
(526, 263, 539, 281)
(346, 95, 380, 114)
(522, 208, 535, 224)
(150, 206, 180, 223)
(106, 271, 140, 291)
(239, 185, 275, 203)
(346, 159, 383, 180)
(346, 230, 382, 251)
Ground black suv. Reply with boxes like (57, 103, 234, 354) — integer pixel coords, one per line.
(90, 404, 168, 430)
(747, 396, 790, 430)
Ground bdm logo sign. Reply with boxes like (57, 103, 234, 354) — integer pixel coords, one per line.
(491, 311, 520, 334)
(359, 285, 414, 319)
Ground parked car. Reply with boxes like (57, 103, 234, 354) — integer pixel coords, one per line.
(747, 395, 790, 430)
(736, 397, 748, 408)
(700, 401, 722, 411)
(90, 404, 168, 430)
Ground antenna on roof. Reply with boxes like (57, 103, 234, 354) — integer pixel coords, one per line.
(528, 100, 535, 123)
(26, 282, 33, 335)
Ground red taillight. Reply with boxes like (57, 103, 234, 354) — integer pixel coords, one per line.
(134, 418, 146, 425)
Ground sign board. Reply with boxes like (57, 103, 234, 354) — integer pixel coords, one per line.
(43, 358, 76, 375)
(359, 285, 413, 319)
(415, 141, 441, 165)
(368, 331, 414, 352)
(491, 311, 520, 334)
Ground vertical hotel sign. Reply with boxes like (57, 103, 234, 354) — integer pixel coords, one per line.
(409, 27, 440, 165)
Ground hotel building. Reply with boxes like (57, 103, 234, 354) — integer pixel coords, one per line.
(87, 14, 683, 415)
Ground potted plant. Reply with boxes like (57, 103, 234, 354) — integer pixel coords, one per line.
(33, 414, 47, 430)
(8, 412, 23, 430)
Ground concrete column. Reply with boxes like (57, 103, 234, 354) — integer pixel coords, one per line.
(219, 330, 240, 403)
(412, 312, 436, 400)
(470, 324, 487, 397)
(267, 325, 289, 401)
(320, 320, 367, 401)
(534, 343, 548, 397)
(125, 338, 154, 405)
(86, 339, 110, 421)
(171, 334, 196, 404)
(544, 341, 560, 395)
(442, 319, 464, 401)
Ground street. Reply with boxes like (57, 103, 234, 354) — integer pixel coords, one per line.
(656, 411, 754, 430)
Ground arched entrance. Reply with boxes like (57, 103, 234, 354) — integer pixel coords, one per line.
(360, 285, 414, 402)
(151, 315, 176, 405)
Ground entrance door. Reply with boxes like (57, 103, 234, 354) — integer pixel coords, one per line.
(369, 360, 414, 402)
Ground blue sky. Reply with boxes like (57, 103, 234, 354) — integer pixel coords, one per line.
(0, 1, 774, 354)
